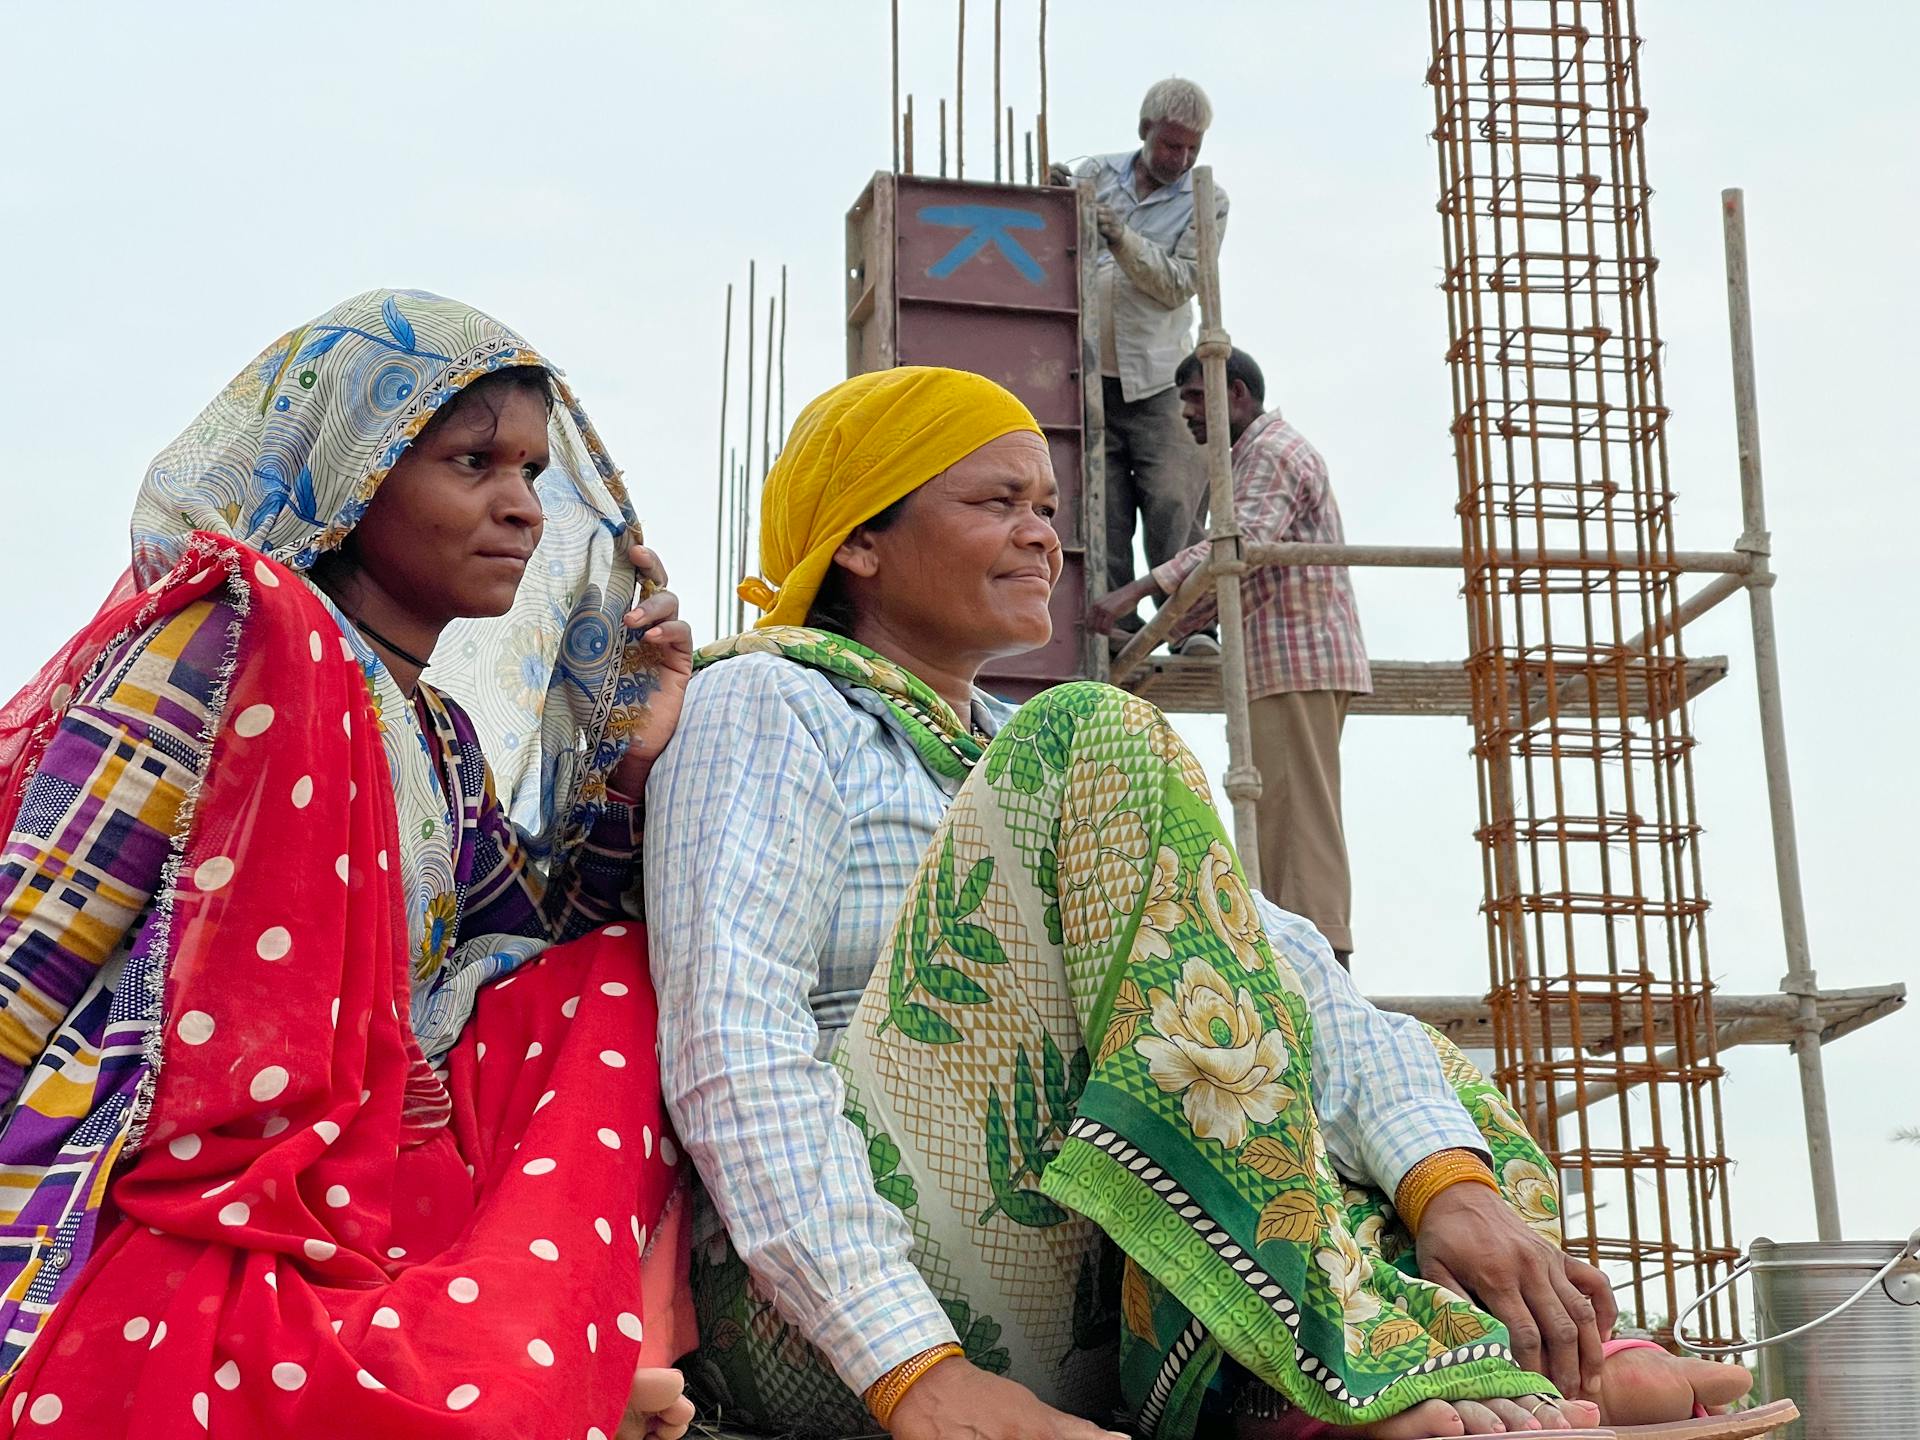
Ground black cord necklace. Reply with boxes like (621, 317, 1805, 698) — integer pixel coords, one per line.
(347, 614, 433, 670)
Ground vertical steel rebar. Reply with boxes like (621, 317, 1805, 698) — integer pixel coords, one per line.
(1036, 0, 1049, 175)
(955, 0, 966, 180)
(727, 446, 740, 632)
(1722, 186, 1842, 1242)
(778, 263, 789, 452)
(992, 0, 1002, 182)
(740, 262, 756, 633)
(761, 295, 776, 483)
(713, 283, 734, 639)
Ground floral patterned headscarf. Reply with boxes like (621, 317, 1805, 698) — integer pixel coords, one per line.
(131, 289, 657, 1051)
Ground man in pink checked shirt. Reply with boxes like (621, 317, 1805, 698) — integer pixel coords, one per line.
(1090, 346, 1372, 966)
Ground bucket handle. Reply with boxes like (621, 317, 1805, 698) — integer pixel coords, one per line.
(1674, 1228, 1920, 1356)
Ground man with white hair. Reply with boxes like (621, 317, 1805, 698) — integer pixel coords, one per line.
(1056, 77, 1229, 650)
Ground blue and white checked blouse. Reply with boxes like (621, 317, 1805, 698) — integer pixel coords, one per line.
(644, 655, 1485, 1394)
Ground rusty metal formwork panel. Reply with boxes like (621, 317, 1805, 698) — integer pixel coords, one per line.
(845, 172, 1105, 696)
(1427, 1, 1738, 1338)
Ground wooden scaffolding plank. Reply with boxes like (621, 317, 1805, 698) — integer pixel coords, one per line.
(1128, 655, 1730, 719)
(1372, 984, 1906, 1055)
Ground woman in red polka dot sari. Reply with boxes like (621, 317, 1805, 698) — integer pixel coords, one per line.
(0, 292, 697, 1438)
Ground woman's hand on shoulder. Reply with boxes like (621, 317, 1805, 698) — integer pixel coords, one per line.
(608, 540, 695, 800)
(886, 1359, 1128, 1440)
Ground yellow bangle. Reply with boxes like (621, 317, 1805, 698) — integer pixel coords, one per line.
(865, 1342, 966, 1428)
(1395, 1149, 1501, 1235)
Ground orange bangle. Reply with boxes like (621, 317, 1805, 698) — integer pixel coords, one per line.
(1395, 1149, 1501, 1235)
(864, 1342, 965, 1427)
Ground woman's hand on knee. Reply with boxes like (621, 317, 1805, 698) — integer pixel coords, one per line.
(618, 1365, 695, 1440)
(1415, 1182, 1607, 1401)
(886, 1358, 1128, 1440)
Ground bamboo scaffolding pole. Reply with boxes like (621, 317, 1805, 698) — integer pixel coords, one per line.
(1548, 571, 1746, 716)
(939, 99, 948, 177)
(1005, 107, 1014, 185)
(1190, 166, 1261, 871)
(1025, 129, 1034, 186)
(712, 283, 733, 638)
(890, 0, 901, 173)
(905, 95, 915, 174)
(1723, 187, 1841, 1241)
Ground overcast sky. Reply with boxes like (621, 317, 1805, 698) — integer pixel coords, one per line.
(5, 2, 1915, 1278)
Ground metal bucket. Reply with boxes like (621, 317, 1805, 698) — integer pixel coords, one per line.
(1748, 1237, 1920, 1439)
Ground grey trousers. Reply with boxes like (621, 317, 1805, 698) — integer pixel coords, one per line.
(1102, 377, 1208, 622)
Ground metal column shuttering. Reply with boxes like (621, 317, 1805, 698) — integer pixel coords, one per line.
(846, 172, 1106, 696)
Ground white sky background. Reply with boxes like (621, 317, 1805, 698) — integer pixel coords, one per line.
(3, 2, 1915, 1263)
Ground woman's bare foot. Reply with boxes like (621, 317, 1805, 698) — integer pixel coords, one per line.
(617, 1366, 697, 1440)
(1238, 1342, 1752, 1438)
(1598, 1345, 1753, 1424)
(1240, 1395, 1603, 1437)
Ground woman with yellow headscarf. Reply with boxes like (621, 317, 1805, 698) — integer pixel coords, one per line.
(644, 369, 1747, 1440)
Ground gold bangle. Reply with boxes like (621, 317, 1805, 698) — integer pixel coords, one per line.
(864, 1342, 966, 1428)
(1395, 1149, 1501, 1235)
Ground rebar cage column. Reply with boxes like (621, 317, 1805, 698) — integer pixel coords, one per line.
(1427, 0, 1739, 1339)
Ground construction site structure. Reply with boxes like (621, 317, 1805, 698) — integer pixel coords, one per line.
(1110, 1, 1905, 1343)
(704, 0, 1909, 1353)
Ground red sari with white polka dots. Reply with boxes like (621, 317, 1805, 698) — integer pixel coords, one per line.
(0, 539, 687, 1437)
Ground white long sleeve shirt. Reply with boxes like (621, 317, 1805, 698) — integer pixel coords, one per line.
(1076, 150, 1231, 402)
(644, 655, 1484, 1394)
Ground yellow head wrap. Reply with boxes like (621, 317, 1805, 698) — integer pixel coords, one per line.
(737, 366, 1043, 630)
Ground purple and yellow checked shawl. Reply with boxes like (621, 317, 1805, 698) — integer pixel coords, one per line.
(0, 592, 641, 1372)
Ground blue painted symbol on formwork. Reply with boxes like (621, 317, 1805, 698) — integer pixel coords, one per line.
(918, 205, 1048, 285)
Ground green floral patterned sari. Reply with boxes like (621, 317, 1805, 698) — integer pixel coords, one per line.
(686, 628, 1563, 1438)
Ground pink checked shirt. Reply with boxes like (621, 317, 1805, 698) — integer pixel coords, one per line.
(1153, 408, 1373, 699)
